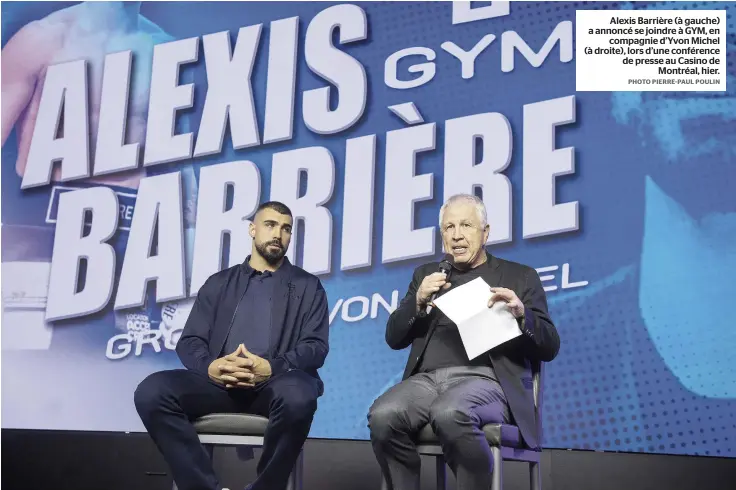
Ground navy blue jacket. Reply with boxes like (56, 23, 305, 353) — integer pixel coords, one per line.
(176, 257, 330, 393)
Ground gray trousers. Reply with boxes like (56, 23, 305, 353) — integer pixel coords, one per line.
(368, 366, 509, 490)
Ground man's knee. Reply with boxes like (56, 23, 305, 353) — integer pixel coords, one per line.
(134, 371, 172, 419)
(429, 402, 474, 439)
(270, 373, 319, 423)
(368, 396, 408, 442)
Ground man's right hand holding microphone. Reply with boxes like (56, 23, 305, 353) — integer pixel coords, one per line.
(415, 272, 452, 314)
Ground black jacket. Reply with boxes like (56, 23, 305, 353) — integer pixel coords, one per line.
(386, 252, 560, 449)
(176, 257, 330, 394)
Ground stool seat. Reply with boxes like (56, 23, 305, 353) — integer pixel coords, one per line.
(416, 423, 523, 448)
(193, 413, 269, 436)
(174, 414, 303, 490)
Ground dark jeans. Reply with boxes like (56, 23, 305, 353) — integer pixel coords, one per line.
(134, 369, 320, 490)
(368, 366, 510, 490)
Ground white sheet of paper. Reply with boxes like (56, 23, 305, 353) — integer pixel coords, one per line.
(432, 277, 522, 360)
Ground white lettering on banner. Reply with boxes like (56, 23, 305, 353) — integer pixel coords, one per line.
(536, 263, 588, 292)
(561, 263, 589, 289)
(382, 123, 437, 264)
(335, 292, 399, 322)
(264, 17, 300, 144)
(21, 60, 90, 189)
(107, 301, 187, 359)
(45, 187, 118, 321)
(120, 204, 135, 222)
(271, 147, 335, 275)
(502, 21, 573, 72)
(23, 6, 369, 183)
(94, 51, 139, 176)
(536, 265, 559, 292)
(19, 2, 585, 321)
(329, 300, 343, 324)
(115, 172, 187, 310)
(384, 47, 437, 90)
(384, 21, 572, 90)
(441, 34, 496, 79)
(44, 94, 582, 318)
(341, 135, 376, 271)
(143, 37, 199, 167)
(303, 4, 368, 134)
(371, 291, 399, 319)
(20, 4, 575, 187)
(452, 2, 510, 25)
(523, 95, 578, 238)
(444, 112, 512, 245)
(189, 161, 261, 296)
(193, 25, 263, 157)
(335, 292, 398, 321)
(342, 296, 369, 322)
(106, 334, 133, 360)
(106, 330, 164, 360)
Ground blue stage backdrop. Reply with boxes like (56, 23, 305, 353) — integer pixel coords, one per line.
(2, 1, 734, 458)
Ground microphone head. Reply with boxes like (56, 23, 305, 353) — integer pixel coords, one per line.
(438, 254, 454, 274)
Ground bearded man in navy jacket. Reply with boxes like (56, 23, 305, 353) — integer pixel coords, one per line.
(134, 201, 330, 490)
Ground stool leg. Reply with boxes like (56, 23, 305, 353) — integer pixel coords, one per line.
(436, 456, 447, 490)
(491, 446, 503, 490)
(287, 448, 304, 490)
(530, 461, 541, 490)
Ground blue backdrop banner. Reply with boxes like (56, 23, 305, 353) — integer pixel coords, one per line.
(1, 1, 734, 459)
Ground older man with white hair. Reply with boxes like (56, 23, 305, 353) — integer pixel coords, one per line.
(368, 194, 560, 490)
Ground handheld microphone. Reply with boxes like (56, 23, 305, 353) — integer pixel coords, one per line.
(424, 254, 454, 315)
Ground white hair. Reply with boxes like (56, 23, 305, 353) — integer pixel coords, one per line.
(439, 194, 487, 227)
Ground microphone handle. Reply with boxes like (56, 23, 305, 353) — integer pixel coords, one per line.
(425, 294, 438, 315)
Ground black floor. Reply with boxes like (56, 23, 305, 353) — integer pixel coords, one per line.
(2, 430, 736, 490)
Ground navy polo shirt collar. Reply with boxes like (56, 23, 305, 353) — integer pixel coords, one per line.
(242, 255, 290, 278)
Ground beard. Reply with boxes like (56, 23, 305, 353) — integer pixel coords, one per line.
(255, 239, 287, 264)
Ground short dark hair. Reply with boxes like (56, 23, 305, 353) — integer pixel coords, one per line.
(255, 201, 292, 218)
